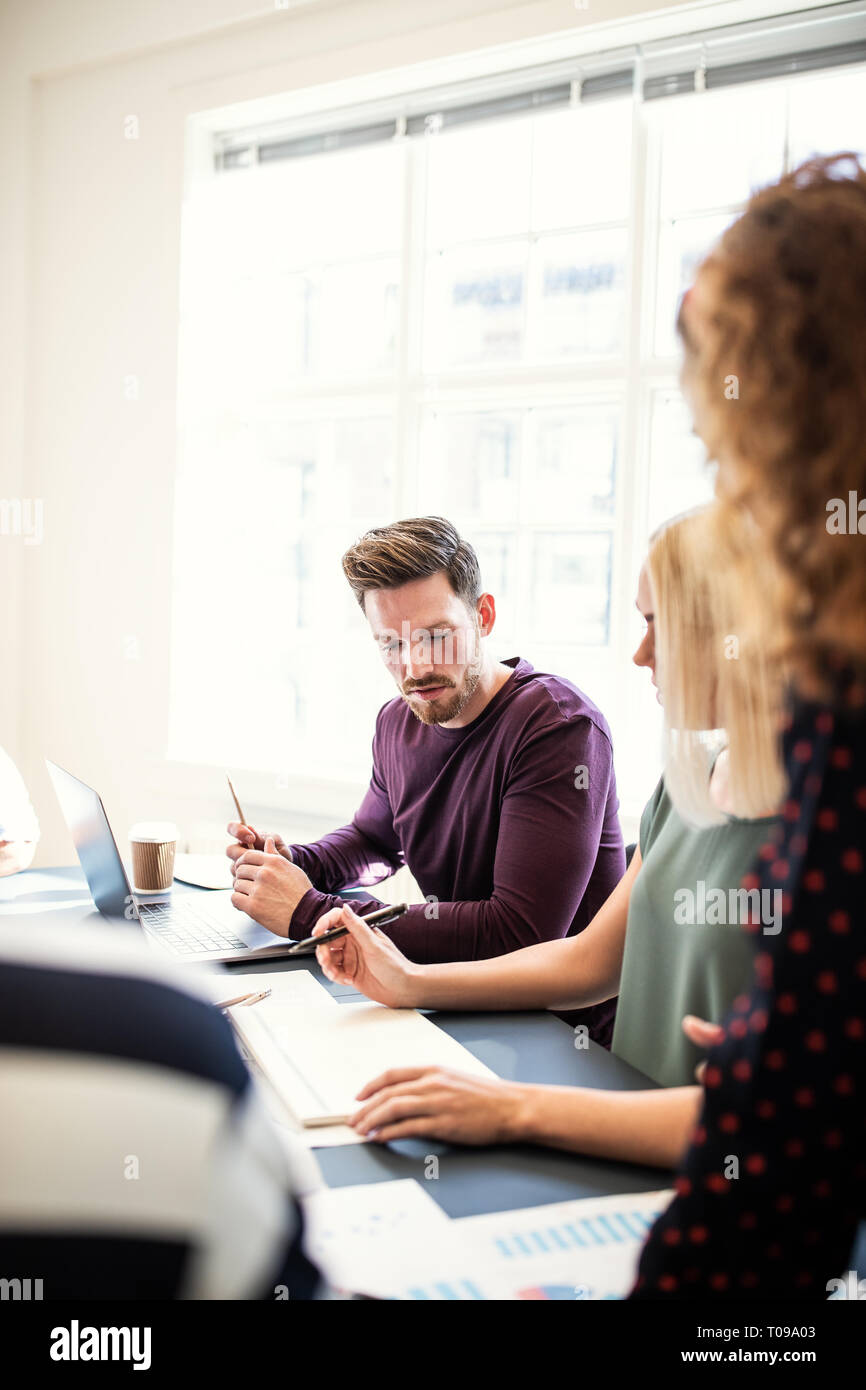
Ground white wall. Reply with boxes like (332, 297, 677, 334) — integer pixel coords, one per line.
(0, 0, 818, 865)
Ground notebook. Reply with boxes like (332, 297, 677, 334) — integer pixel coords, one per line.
(226, 997, 497, 1128)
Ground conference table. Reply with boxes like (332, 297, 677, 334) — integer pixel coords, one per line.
(1, 866, 669, 1222)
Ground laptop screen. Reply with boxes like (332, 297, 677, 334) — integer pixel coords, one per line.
(46, 761, 139, 925)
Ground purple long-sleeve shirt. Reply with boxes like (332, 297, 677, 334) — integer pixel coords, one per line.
(289, 657, 625, 1042)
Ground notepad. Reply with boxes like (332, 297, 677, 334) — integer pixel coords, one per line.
(206, 968, 334, 1009)
(173, 853, 235, 891)
(227, 999, 497, 1129)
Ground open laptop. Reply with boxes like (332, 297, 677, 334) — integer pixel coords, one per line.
(46, 760, 296, 963)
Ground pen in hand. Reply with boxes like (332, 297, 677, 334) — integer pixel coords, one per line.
(287, 902, 408, 955)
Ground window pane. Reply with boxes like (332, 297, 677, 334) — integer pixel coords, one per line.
(179, 271, 313, 408)
(267, 142, 405, 265)
(531, 228, 628, 359)
(654, 210, 734, 357)
(425, 119, 532, 245)
(425, 241, 527, 366)
(647, 389, 715, 533)
(531, 532, 611, 644)
(788, 65, 866, 164)
(530, 406, 618, 522)
(317, 259, 400, 375)
(419, 411, 520, 521)
(532, 101, 633, 230)
(659, 86, 786, 214)
(333, 418, 396, 518)
(473, 531, 519, 645)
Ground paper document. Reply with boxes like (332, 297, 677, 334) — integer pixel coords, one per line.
(228, 1000, 497, 1128)
(302, 1180, 451, 1294)
(301, 1183, 672, 1300)
(448, 1188, 674, 1301)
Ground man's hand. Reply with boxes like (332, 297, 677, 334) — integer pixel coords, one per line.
(226, 822, 293, 878)
(349, 1066, 527, 1146)
(231, 836, 312, 935)
(313, 904, 420, 1009)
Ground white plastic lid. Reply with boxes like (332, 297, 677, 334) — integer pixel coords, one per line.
(129, 821, 177, 844)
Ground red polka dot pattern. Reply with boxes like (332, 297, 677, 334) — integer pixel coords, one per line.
(631, 696, 866, 1302)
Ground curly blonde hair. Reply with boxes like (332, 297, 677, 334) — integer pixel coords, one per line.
(679, 154, 866, 701)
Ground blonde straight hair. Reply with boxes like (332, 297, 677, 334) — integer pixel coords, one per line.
(648, 508, 786, 827)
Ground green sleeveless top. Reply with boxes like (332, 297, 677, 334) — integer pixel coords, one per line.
(611, 777, 779, 1088)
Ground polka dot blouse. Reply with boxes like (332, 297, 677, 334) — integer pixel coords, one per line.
(631, 690, 866, 1298)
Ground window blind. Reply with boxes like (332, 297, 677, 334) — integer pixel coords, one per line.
(214, 1, 866, 170)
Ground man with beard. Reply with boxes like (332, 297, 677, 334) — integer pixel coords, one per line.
(227, 516, 624, 1044)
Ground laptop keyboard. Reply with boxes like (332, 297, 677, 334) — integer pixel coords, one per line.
(138, 899, 248, 954)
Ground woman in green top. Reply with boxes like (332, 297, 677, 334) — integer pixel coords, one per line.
(310, 510, 784, 1170)
(612, 774, 777, 1089)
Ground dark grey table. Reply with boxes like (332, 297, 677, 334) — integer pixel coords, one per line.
(5, 867, 669, 1219)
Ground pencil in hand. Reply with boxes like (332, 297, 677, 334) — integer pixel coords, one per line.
(226, 774, 246, 828)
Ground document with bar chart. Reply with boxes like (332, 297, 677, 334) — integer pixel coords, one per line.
(444, 1189, 674, 1301)
(302, 1182, 673, 1300)
(393, 1189, 674, 1301)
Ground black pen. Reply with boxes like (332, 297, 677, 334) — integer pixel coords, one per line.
(286, 901, 408, 955)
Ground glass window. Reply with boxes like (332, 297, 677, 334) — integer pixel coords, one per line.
(531, 532, 612, 645)
(419, 410, 520, 520)
(647, 389, 715, 534)
(425, 240, 528, 367)
(531, 227, 628, 359)
(787, 67, 866, 165)
(654, 210, 734, 358)
(658, 84, 787, 215)
(174, 63, 866, 814)
(531, 102, 633, 230)
(425, 120, 532, 245)
(530, 406, 618, 523)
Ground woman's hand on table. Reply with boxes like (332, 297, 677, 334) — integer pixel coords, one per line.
(349, 1066, 528, 1146)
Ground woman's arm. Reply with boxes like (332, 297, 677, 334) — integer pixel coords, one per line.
(350, 1058, 701, 1170)
(415, 845, 640, 1011)
(515, 1078, 702, 1169)
(315, 846, 641, 1011)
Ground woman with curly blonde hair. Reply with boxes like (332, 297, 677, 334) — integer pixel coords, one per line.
(634, 154, 866, 1300)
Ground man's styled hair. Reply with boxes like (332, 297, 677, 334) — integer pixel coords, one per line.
(342, 516, 482, 611)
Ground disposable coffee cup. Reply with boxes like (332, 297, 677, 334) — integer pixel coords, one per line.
(129, 821, 177, 893)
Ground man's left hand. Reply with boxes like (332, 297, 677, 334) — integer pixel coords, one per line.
(231, 836, 314, 936)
